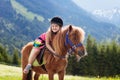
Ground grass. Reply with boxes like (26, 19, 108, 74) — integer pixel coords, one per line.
(0, 64, 120, 80)
(10, 0, 44, 22)
(0, 64, 22, 80)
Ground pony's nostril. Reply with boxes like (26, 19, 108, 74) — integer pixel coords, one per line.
(78, 51, 84, 56)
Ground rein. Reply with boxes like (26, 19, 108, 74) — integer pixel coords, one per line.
(65, 31, 83, 55)
(46, 47, 66, 59)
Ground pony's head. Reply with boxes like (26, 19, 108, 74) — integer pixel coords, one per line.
(65, 25, 87, 61)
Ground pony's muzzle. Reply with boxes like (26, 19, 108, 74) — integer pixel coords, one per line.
(76, 55, 81, 62)
(78, 50, 84, 56)
(76, 50, 88, 62)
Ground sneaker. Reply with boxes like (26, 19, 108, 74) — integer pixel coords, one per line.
(23, 64, 31, 74)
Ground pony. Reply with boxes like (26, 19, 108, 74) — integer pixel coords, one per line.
(21, 25, 87, 80)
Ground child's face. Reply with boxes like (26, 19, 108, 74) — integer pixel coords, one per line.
(51, 23, 61, 33)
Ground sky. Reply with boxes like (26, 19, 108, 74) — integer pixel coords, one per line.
(73, 0, 120, 12)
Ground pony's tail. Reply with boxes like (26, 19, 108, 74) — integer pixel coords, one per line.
(21, 42, 33, 70)
(21, 42, 33, 80)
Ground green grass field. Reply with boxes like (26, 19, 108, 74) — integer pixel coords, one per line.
(0, 64, 119, 80)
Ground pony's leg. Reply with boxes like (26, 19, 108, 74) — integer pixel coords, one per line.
(22, 70, 32, 80)
(48, 72, 54, 80)
(58, 70, 65, 80)
(34, 73, 40, 80)
(22, 73, 27, 80)
(27, 70, 33, 80)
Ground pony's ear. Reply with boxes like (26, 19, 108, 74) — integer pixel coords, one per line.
(68, 25, 73, 32)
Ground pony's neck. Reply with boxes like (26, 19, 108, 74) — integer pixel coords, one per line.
(52, 29, 68, 56)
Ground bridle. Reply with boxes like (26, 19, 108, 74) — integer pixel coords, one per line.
(65, 31, 83, 56)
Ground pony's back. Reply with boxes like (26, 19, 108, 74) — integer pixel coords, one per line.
(21, 42, 33, 54)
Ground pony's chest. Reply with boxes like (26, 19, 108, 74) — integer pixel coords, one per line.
(46, 59, 68, 72)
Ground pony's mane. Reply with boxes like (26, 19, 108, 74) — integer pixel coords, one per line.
(62, 25, 85, 42)
(52, 25, 85, 56)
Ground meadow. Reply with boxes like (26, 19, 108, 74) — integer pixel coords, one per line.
(0, 64, 120, 80)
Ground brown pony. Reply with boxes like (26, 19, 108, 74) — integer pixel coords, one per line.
(21, 25, 87, 80)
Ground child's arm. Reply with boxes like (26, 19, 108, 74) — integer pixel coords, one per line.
(45, 31, 56, 54)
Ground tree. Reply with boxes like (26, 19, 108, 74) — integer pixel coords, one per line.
(0, 44, 10, 63)
(66, 35, 120, 76)
(12, 48, 20, 65)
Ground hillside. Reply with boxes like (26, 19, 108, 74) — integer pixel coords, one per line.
(0, 0, 120, 52)
(92, 8, 120, 28)
(16, 0, 120, 40)
(0, 0, 48, 52)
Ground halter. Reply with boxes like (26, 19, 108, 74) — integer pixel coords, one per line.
(65, 31, 83, 55)
(49, 31, 83, 59)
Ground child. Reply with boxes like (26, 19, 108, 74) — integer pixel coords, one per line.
(23, 17, 63, 74)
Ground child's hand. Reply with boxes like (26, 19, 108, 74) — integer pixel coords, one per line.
(54, 53, 59, 61)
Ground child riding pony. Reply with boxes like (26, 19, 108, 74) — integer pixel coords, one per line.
(21, 25, 87, 80)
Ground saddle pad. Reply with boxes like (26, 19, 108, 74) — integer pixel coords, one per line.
(33, 46, 46, 66)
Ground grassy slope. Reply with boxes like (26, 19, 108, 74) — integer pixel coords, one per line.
(0, 64, 120, 80)
(10, 0, 44, 22)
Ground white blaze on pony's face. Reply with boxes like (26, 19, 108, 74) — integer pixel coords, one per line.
(75, 45, 87, 62)
(67, 25, 87, 62)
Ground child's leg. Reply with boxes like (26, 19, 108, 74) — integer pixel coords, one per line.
(24, 38, 43, 74)
(28, 48, 40, 64)
(23, 47, 40, 74)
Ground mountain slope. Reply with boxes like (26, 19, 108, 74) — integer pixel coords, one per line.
(92, 8, 120, 28)
(11, 0, 44, 22)
(16, 0, 120, 40)
(0, 0, 48, 52)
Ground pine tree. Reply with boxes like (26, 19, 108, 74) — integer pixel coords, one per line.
(0, 44, 9, 63)
(12, 48, 20, 65)
(86, 35, 97, 75)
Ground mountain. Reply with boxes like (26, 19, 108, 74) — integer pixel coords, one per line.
(16, 0, 120, 39)
(92, 8, 120, 28)
(0, 0, 120, 52)
(0, 0, 48, 52)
